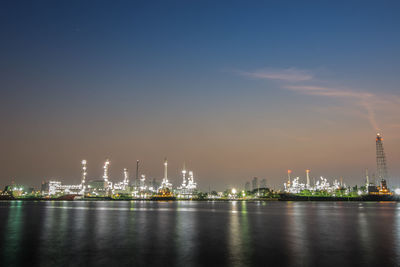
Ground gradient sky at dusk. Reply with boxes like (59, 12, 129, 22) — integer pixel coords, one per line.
(1, 0, 400, 190)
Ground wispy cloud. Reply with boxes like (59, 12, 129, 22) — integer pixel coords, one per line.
(237, 67, 400, 132)
(286, 85, 381, 131)
(284, 85, 372, 98)
(239, 68, 313, 82)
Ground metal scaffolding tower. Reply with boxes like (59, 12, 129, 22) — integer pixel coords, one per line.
(376, 133, 389, 183)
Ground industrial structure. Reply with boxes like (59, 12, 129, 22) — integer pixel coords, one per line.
(365, 133, 394, 195)
(283, 169, 346, 194)
(177, 164, 198, 199)
(376, 133, 389, 184)
(4, 134, 397, 201)
(284, 133, 396, 197)
(159, 158, 172, 190)
(37, 157, 200, 199)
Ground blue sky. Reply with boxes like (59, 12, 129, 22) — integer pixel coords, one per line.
(1, 0, 400, 189)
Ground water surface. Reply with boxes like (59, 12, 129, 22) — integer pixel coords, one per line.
(0, 201, 399, 266)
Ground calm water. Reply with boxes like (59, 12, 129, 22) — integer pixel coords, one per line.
(0, 201, 399, 267)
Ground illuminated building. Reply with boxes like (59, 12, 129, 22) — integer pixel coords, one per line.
(5, 184, 31, 197)
(284, 171, 344, 194)
(187, 171, 197, 188)
(45, 180, 81, 196)
(149, 178, 158, 193)
(123, 168, 129, 190)
(159, 158, 172, 190)
(180, 164, 187, 189)
(48, 181, 61, 195)
(113, 168, 130, 193)
(177, 164, 197, 199)
(139, 174, 147, 195)
(103, 159, 113, 191)
(87, 180, 108, 194)
(368, 179, 393, 196)
(87, 159, 112, 196)
(41, 160, 89, 196)
(152, 158, 176, 200)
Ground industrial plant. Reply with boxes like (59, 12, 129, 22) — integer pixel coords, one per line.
(1, 133, 399, 201)
(34, 157, 199, 200)
(282, 133, 398, 200)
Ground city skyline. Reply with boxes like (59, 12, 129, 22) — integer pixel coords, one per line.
(2, 1, 400, 190)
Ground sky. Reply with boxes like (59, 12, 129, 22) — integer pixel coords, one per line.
(1, 0, 400, 190)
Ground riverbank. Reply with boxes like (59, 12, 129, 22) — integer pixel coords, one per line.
(1, 195, 399, 201)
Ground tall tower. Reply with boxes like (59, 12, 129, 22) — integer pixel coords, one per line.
(102, 158, 111, 192)
(306, 170, 310, 187)
(287, 170, 292, 184)
(140, 174, 146, 192)
(376, 133, 389, 183)
(160, 157, 172, 190)
(136, 160, 139, 188)
(181, 163, 187, 188)
(164, 158, 168, 181)
(123, 168, 129, 190)
(187, 171, 197, 189)
(81, 160, 87, 195)
(103, 159, 110, 182)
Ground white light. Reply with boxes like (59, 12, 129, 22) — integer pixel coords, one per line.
(232, 188, 237, 194)
(395, 188, 400, 195)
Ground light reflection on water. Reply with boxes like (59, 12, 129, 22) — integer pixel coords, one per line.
(0, 201, 400, 266)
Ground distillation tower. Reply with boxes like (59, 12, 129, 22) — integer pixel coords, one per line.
(159, 158, 172, 190)
(140, 175, 147, 192)
(177, 164, 197, 198)
(123, 168, 129, 190)
(80, 159, 87, 195)
(103, 159, 112, 191)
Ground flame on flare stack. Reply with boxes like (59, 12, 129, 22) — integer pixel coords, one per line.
(287, 170, 292, 183)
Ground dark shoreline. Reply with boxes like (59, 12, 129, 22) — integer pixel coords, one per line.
(1, 196, 399, 202)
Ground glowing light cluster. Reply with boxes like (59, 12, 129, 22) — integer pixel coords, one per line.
(177, 165, 197, 199)
(80, 159, 87, 195)
(103, 159, 110, 182)
(284, 170, 346, 194)
(159, 158, 172, 190)
(48, 181, 81, 195)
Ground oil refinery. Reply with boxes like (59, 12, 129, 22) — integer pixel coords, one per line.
(1, 133, 399, 201)
(34, 157, 198, 200)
